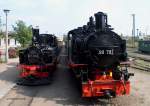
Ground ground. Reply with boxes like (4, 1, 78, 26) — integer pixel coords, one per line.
(0, 47, 150, 106)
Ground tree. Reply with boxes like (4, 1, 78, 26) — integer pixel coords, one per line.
(13, 20, 32, 47)
(0, 31, 4, 38)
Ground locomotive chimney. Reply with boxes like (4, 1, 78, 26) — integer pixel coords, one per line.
(32, 28, 39, 44)
(32, 28, 39, 36)
(94, 12, 107, 31)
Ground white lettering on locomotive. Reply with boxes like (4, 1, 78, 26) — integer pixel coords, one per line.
(98, 50, 104, 55)
(106, 49, 114, 55)
(98, 49, 114, 55)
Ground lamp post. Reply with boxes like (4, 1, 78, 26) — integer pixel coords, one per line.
(0, 16, 2, 31)
(3, 9, 10, 63)
(132, 14, 135, 47)
(136, 28, 139, 39)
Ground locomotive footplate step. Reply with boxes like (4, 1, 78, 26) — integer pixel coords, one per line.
(16, 77, 52, 86)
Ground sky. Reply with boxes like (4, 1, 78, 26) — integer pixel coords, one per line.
(0, 0, 150, 37)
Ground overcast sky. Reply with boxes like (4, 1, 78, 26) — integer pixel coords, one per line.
(0, 0, 149, 37)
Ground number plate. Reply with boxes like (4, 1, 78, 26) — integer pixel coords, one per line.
(98, 49, 114, 55)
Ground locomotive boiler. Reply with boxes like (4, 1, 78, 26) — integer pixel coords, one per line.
(17, 28, 59, 85)
(67, 12, 134, 97)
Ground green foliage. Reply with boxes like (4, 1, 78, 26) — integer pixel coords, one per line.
(13, 20, 32, 47)
(0, 31, 4, 38)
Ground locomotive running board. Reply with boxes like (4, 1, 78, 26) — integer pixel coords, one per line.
(68, 60, 88, 68)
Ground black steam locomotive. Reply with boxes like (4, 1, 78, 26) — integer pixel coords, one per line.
(17, 28, 59, 85)
(67, 12, 134, 97)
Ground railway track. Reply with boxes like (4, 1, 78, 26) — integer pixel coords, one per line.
(131, 63, 150, 72)
(127, 48, 150, 71)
